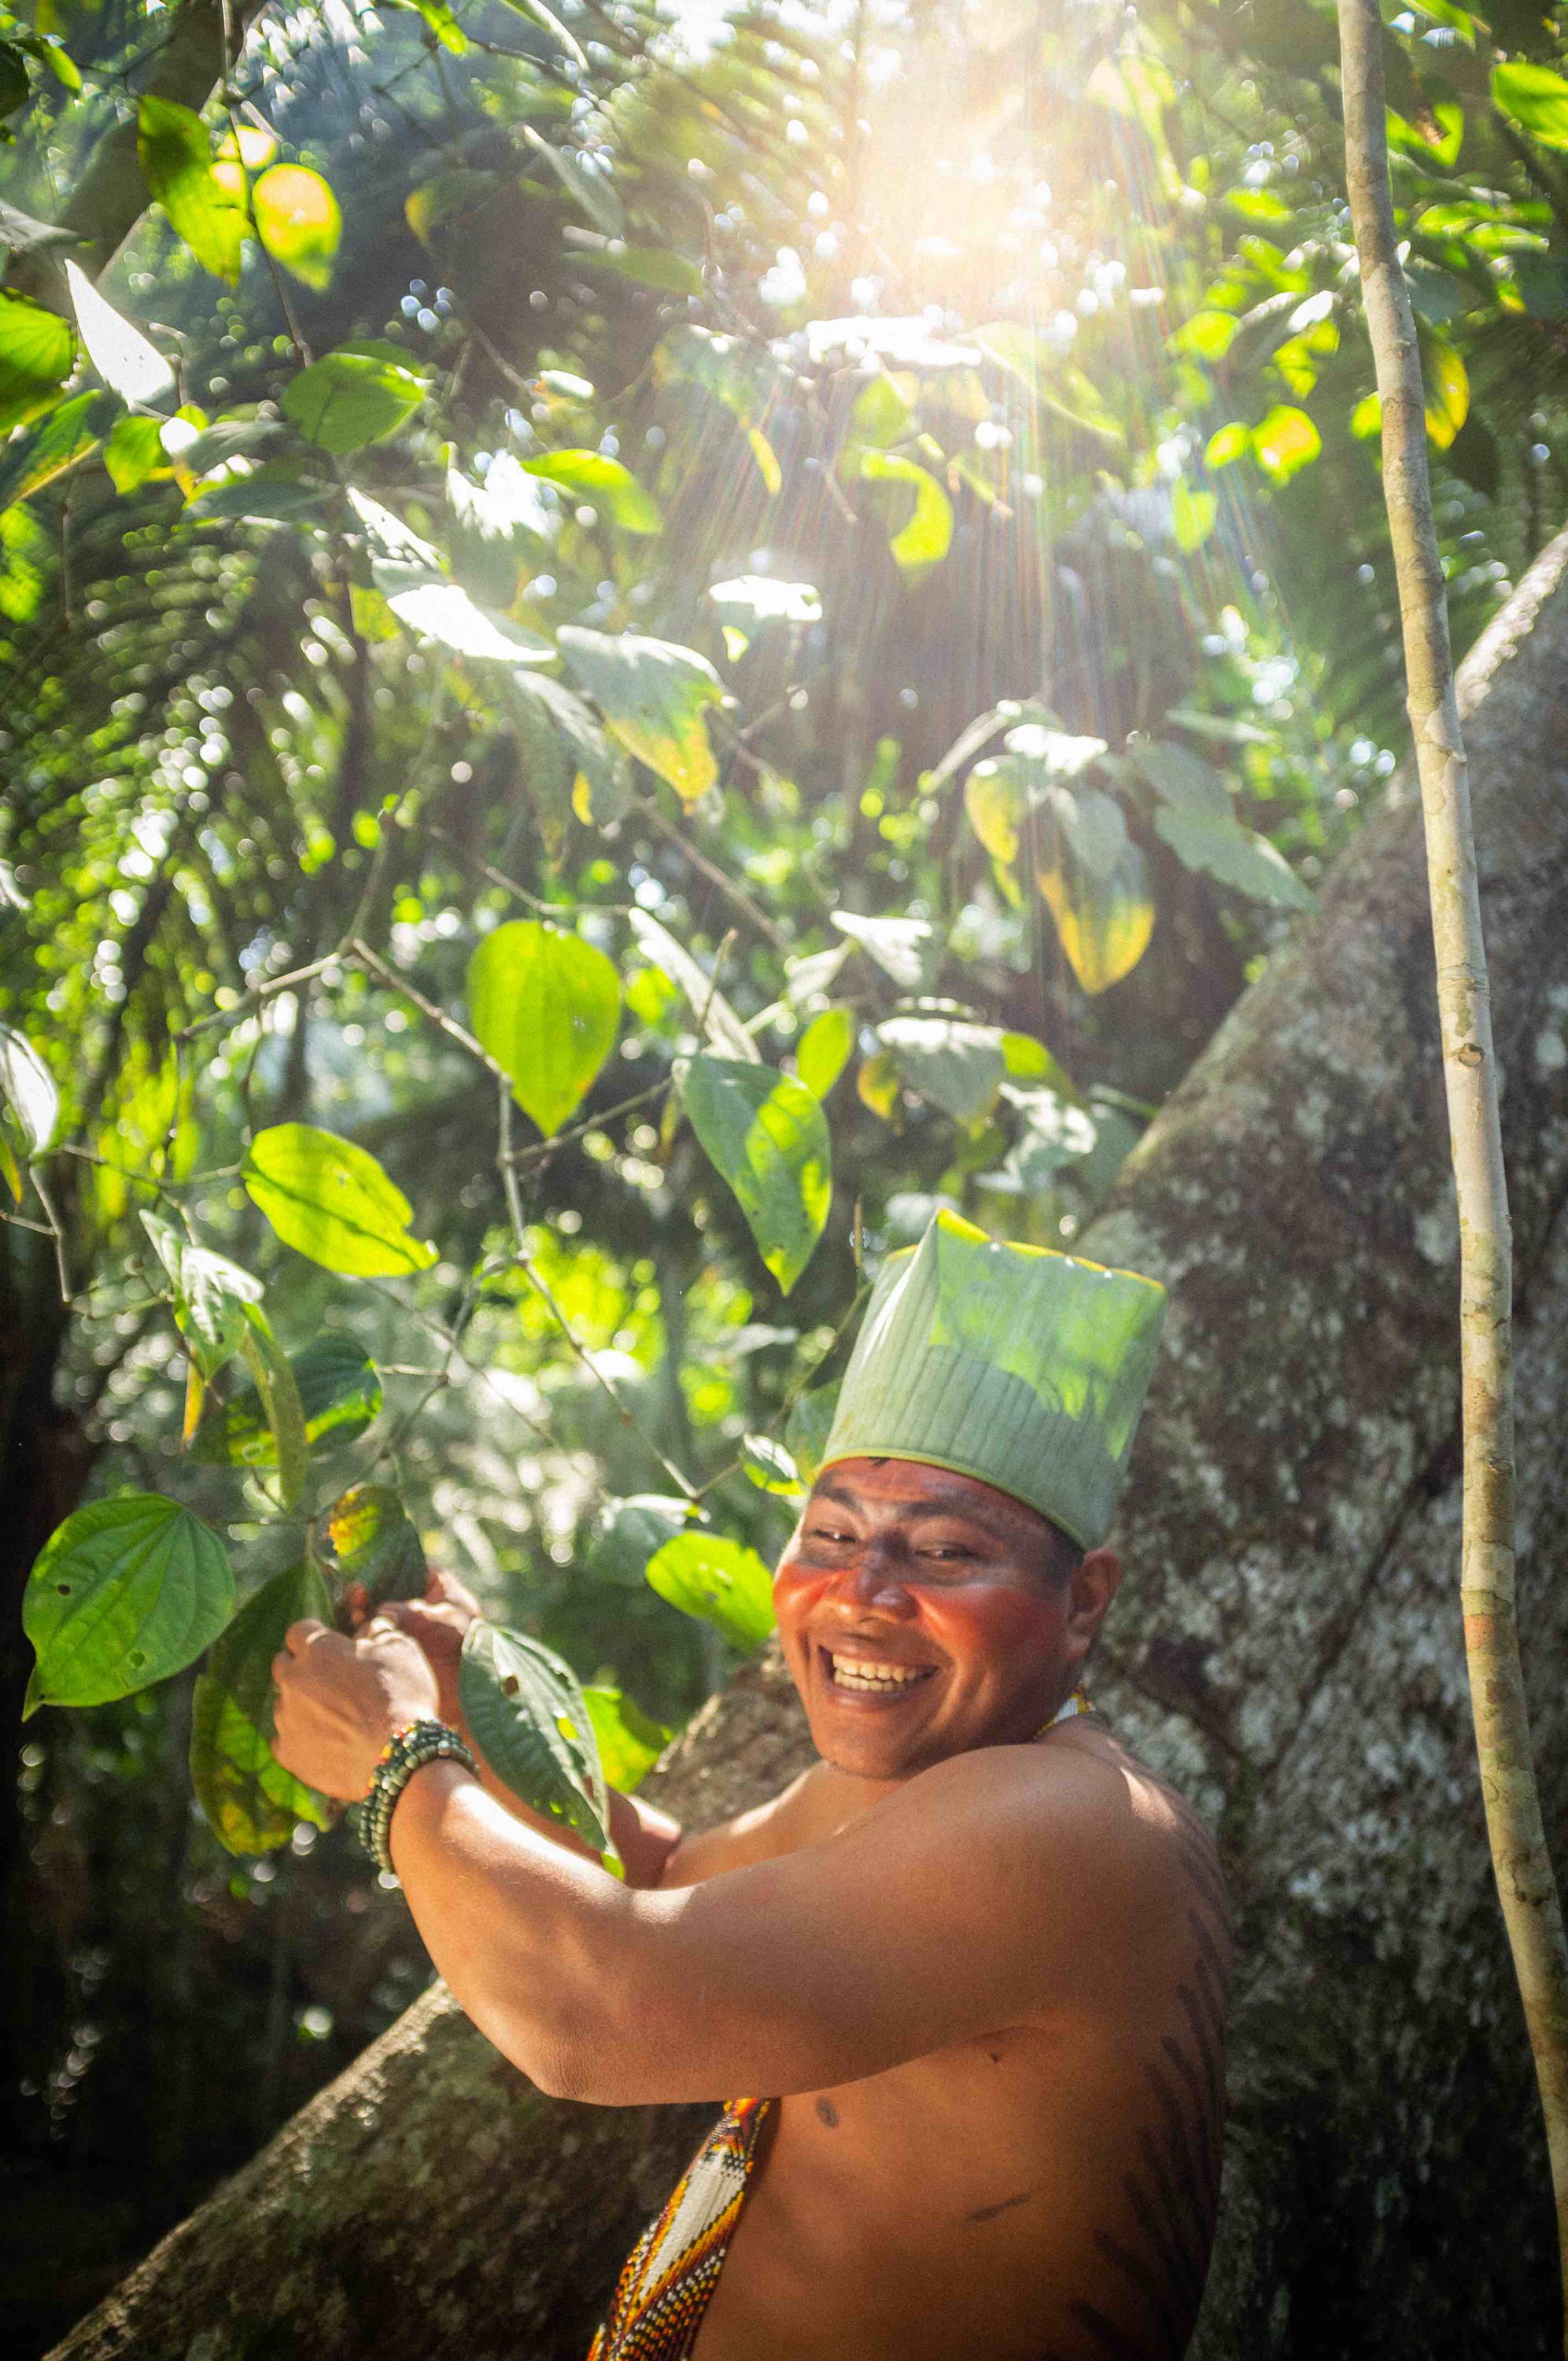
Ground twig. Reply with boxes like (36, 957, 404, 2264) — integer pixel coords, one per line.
(346, 938, 510, 1086)
(177, 956, 340, 1042)
(1337, 0, 1568, 2328)
(29, 1160, 71, 1303)
(635, 797, 789, 951)
(502, 1079, 672, 1170)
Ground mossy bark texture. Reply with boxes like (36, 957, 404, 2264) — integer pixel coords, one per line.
(51, 528, 1568, 2359)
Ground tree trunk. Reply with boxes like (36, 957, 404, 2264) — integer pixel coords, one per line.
(49, 526, 1568, 2360)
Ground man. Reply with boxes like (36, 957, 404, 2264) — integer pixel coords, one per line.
(274, 1212, 1231, 2360)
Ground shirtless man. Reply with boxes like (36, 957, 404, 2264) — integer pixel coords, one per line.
(272, 1214, 1230, 2360)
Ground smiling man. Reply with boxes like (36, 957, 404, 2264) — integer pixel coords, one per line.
(272, 1212, 1231, 2361)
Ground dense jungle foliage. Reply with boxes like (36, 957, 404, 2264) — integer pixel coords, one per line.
(2, 0, 1566, 2341)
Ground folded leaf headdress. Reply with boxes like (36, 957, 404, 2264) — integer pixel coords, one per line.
(820, 1210, 1166, 1549)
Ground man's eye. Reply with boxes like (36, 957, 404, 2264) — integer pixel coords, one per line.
(806, 1524, 854, 1544)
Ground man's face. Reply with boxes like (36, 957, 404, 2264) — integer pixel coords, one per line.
(773, 1455, 1118, 1783)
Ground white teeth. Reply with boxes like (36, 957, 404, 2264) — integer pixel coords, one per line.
(827, 1653, 935, 1694)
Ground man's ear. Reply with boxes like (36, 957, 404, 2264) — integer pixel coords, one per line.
(1066, 1546, 1120, 1653)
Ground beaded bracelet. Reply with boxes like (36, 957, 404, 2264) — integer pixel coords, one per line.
(361, 1718, 477, 1876)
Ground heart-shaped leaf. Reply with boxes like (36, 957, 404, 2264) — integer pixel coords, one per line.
(1153, 801, 1317, 911)
(140, 1211, 264, 1382)
(190, 1560, 336, 1854)
(24, 1494, 234, 1711)
(679, 1055, 832, 1295)
(193, 1335, 382, 1468)
(243, 1123, 437, 1276)
(282, 342, 428, 455)
(521, 448, 660, 534)
(581, 1684, 672, 1794)
(138, 96, 245, 283)
(311, 1483, 426, 1610)
(1036, 833, 1155, 996)
(467, 919, 622, 1136)
(558, 626, 724, 804)
(253, 164, 341, 291)
(588, 1494, 695, 1587)
(740, 1434, 803, 1496)
(876, 1016, 1008, 1125)
(644, 1530, 776, 1652)
(459, 1621, 611, 1853)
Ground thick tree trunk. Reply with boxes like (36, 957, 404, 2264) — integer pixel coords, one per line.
(50, 527, 1568, 2359)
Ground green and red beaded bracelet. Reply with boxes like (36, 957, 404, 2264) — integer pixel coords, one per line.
(361, 1718, 477, 1875)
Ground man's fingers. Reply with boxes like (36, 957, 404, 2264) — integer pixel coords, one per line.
(283, 1618, 335, 1655)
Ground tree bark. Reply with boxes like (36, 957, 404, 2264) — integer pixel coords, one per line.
(49, 525, 1568, 2359)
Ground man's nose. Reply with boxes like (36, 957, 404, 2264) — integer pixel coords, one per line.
(829, 1545, 917, 1613)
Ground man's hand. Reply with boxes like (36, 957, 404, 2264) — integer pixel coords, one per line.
(271, 1620, 441, 1800)
(345, 1567, 481, 1731)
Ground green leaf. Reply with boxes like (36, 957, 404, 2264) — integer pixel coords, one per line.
(0, 390, 112, 509)
(965, 756, 1028, 876)
(1036, 833, 1155, 996)
(1492, 61, 1568, 151)
(1171, 480, 1216, 553)
(190, 1561, 336, 1854)
(581, 1685, 671, 1794)
(398, 0, 469, 51)
(281, 342, 428, 456)
(243, 1122, 438, 1276)
(679, 1055, 832, 1295)
(520, 125, 625, 237)
(253, 164, 341, 292)
(644, 1530, 777, 1652)
(981, 1085, 1099, 1194)
(238, 1309, 308, 1509)
(104, 411, 168, 493)
(311, 1482, 426, 1609)
(65, 260, 175, 408)
(459, 1621, 611, 1853)
(1153, 802, 1317, 911)
(507, 670, 632, 828)
(137, 96, 245, 284)
(24, 1494, 234, 1711)
(629, 908, 758, 1062)
(588, 1494, 695, 1587)
(1251, 404, 1321, 485)
(784, 1385, 839, 1485)
(139, 1211, 263, 1381)
(856, 448, 954, 574)
(1000, 1032, 1077, 1096)
(0, 291, 74, 432)
(521, 448, 661, 534)
(830, 909, 940, 992)
(1422, 338, 1469, 450)
(876, 1015, 1009, 1125)
(577, 244, 703, 296)
(558, 627, 724, 804)
(384, 579, 554, 665)
(0, 41, 30, 118)
(1205, 420, 1250, 469)
(740, 1433, 803, 1495)
(192, 1334, 382, 1468)
(0, 1022, 59, 1151)
(467, 918, 621, 1135)
(795, 1006, 854, 1100)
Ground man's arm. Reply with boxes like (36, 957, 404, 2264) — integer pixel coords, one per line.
(382, 1738, 1147, 2106)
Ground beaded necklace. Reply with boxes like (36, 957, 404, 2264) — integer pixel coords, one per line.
(1035, 1687, 1094, 1738)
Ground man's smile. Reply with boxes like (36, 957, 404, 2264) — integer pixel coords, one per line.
(817, 1645, 942, 1698)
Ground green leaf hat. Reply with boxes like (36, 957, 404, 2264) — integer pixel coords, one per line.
(821, 1210, 1167, 1549)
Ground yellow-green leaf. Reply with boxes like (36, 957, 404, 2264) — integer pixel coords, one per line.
(139, 1210, 262, 1381)
(644, 1530, 776, 1651)
(190, 1561, 335, 1854)
(238, 1308, 308, 1509)
(253, 164, 341, 292)
(138, 96, 245, 284)
(1492, 61, 1568, 152)
(312, 1482, 426, 1609)
(1422, 339, 1469, 449)
(1036, 834, 1155, 995)
(24, 1494, 234, 1711)
(581, 1684, 672, 1793)
(1251, 405, 1321, 485)
(522, 447, 661, 534)
(795, 1006, 854, 1100)
(242, 1122, 437, 1276)
(857, 447, 954, 575)
(468, 919, 622, 1135)
(0, 291, 73, 433)
(679, 1055, 832, 1295)
(282, 342, 428, 456)
(558, 626, 724, 804)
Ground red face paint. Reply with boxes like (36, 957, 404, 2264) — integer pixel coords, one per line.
(773, 1456, 1091, 1784)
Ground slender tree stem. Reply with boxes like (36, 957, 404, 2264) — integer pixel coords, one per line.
(1336, 0, 1568, 2333)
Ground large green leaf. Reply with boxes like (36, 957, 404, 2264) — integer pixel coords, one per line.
(522, 448, 660, 534)
(588, 1494, 695, 1587)
(0, 390, 111, 507)
(644, 1530, 777, 1652)
(505, 671, 632, 828)
(310, 1483, 426, 1609)
(467, 919, 622, 1135)
(243, 1124, 437, 1277)
(64, 260, 175, 407)
(679, 1055, 832, 1295)
(0, 291, 73, 432)
(138, 97, 245, 283)
(0, 1021, 59, 1151)
(830, 909, 941, 992)
(459, 1621, 611, 1853)
(1492, 61, 1568, 151)
(190, 1561, 335, 1855)
(24, 1494, 234, 1711)
(384, 580, 554, 665)
(1153, 802, 1317, 911)
(281, 342, 428, 455)
(1036, 832, 1155, 996)
(192, 1336, 382, 1468)
(581, 1684, 672, 1794)
(558, 627, 724, 804)
(253, 164, 341, 291)
(139, 1211, 263, 1381)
